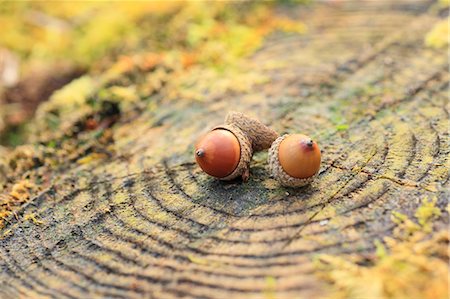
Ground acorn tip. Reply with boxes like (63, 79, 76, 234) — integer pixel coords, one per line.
(196, 149, 205, 157)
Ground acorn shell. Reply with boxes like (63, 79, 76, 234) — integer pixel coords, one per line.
(195, 125, 253, 182)
(268, 134, 318, 187)
(225, 111, 279, 151)
(212, 125, 252, 181)
(195, 129, 241, 178)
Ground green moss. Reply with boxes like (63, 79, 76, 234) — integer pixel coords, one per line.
(335, 124, 349, 132)
(0, 124, 27, 146)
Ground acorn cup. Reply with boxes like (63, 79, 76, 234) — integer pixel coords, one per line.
(225, 111, 279, 151)
(195, 112, 279, 182)
(268, 134, 321, 187)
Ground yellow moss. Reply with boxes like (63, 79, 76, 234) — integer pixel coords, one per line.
(264, 276, 277, 299)
(76, 153, 108, 165)
(316, 196, 448, 299)
(415, 197, 441, 231)
(23, 213, 44, 225)
(0, 180, 38, 229)
(57, 75, 94, 104)
(374, 239, 387, 258)
(439, 0, 450, 7)
(108, 86, 139, 103)
(1, 229, 12, 239)
(391, 211, 421, 236)
(187, 255, 222, 268)
(425, 19, 449, 49)
(10, 180, 35, 200)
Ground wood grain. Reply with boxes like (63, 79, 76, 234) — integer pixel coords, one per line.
(0, 1, 448, 298)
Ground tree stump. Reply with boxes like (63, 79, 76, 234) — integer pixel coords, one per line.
(0, 1, 448, 298)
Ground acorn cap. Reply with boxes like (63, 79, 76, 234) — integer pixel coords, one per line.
(213, 124, 252, 182)
(268, 134, 317, 187)
(225, 111, 279, 152)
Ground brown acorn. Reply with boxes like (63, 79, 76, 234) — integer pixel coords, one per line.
(268, 134, 321, 187)
(195, 112, 279, 182)
(195, 125, 252, 181)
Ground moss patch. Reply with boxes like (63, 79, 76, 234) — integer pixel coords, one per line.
(315, 197, 448, 299)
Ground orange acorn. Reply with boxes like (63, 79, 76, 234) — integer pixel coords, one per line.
(195, 125, 252, 181)
(268, 134, 321, 187)
(195, 112, 279, 182)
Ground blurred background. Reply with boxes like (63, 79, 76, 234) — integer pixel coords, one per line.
(0, 1, 308, 147)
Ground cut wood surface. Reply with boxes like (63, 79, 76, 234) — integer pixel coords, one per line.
(0, 1, 448, 298)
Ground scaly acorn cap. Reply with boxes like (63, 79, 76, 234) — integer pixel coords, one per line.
(268, 134, 318, 187)
(225, 111, 279, 151)
(213, 124, 253, 182)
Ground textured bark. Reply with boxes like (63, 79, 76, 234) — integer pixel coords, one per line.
(0, 1, 448, 298)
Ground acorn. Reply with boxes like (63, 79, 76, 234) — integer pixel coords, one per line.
(195, 112, 278, 182)
(195, 125, 252, 181)
(268, 134, 321, 187)
(225, 111, 279, 151)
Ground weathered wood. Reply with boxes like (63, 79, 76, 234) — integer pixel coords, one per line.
(0, 1, 448, 298)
